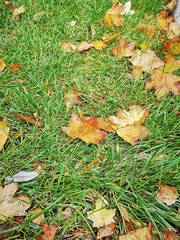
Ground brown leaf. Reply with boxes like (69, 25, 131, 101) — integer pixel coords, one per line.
(0, 59, 6, 73)
(118, 206, 130, 222)
(112, 39, 136, 58)
(104, 3, 124, 29)
(145, 70, 180, 97)
(0, 183, 31, 220)
(164, 0, 177, 12)
(139, 24, 156, 37)
(162, 229, 179, 240)
(63, 89, 83, 111)
(63, 228, 84, 239)
(162, 36, 180, 54)
(3, 1, 15, 10)
(167, 22, 180, 39)
(30, 208, 44, 225)
(14, 113, 43, 127)
(37, 224, 59, 240)
(119, 226, 153, 240)
(12, 6, 26, 20)
(0, 119, 9, 151)
(0, 223, 16, 240)
(156, 183, 179, 206)
(77, 41, 94, 51)
(9, 62, 22, 72)
(97, 222, 116, 239)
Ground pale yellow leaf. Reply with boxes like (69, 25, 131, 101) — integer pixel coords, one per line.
(0, 120, 9, 151)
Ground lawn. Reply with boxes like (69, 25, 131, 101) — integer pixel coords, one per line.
(0, 0, 179, 239)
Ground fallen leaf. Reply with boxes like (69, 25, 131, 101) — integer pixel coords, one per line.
(145, 70, 180, 97)
(14, 112, 43, 127)
(104, 3, 124, 29)
(162, 229, 179, 240)
(0, 223, 16, 240)
(9, 62, 22, 72)
(63, 89, 83, 111)
(157, 11, 174, 30)
(162, 36, 180, 54)
(12, 6, 26, 20)
(5, 166, 41, 182)
(30, 208, 44, 225)
(156, 183, 179, 206)
(0, 119, 9, 151)
(119, 226, 153, 240)
(97, 222, 116, 239)
(0, 183, 31, 220)
(61, 207, 73, 220)
(102, 33, 120, 43)
(60, 41, 77, 52)
(91, 40, 108, 50)
(121, 0, 135, 15)
(63, 228, 85, 239)
(112, 39, 136, 58)
(0, 59, 6, 73)
(162, 54, 180, 73)
(87, 197, 116, 228)
(139, 24, 156, 37)
(37, 224, 59, 240)
(164, 0, 177, 12)
(118, 206, 130, 222)
(167, 22, 180, 39)
(140, 41, 152, 52)
(3, 1, 15, 10)
(77, 41, 94, 51)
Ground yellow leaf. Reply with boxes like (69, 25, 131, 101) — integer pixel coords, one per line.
(104, 4, 124, 29)
(0, 59, 6, 73)
(0, 120, 9, 151)
(91, 40, 108, 50)
(119, 226, 153, 240)
(112, 39, 136, 58)
(12, 6, 26, 20)
(87, 198, 116, 228)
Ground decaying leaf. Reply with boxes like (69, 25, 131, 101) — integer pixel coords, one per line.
(9, 62, 22, 72)
(118, 206, 130, 222)
(0, 183, 31, 220)
(97, 222, 116, 239)
(156, 183, 179, 206)
(112, 39, 136, 58)
(104, 3, 124, 29)
(60, 41, 77, 52)
(60, 207, 73, 220)
(119, 226, 153, 240)
(12, 6, 26, 20)
(77, 41, 95, 51)
(63, 89, 83, 111)
(109, 105, 150, 145)
(37, 224, 59, 240)
(145, 70, 180, 97)
(0, 59, 6, 73)
(3, 1, 15, 10)
(0, 119, 9, 151)
(14, 112, 43, 127)
(139, 24, 156, 37)
(0, 223, 16, 240)
(5, 166, 41, 182)
(162, 229, 179, 240)
(162, 37, 180, 54)
(87, 197, 116, 228)
(30, 208, 44, 225)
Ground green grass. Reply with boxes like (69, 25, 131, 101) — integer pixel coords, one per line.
(0, 0, 179, 239)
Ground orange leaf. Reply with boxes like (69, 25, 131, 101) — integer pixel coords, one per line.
(60, 41, 77, 52)
(139, 24, 156, 37)
(9, 62, 22, 73)
(119, 226, 153, 240)
(104, 4, 124, 29)
(3, 1, 14, 10)
(145, 70, 180, 97)
(112, 39, 136, 58)
(162, 36, 180, 54)
(156, 183, 179, 206)
(0, 59, 6, 73)
(162, 229, 179, 240)
(37, 224, 59, 240)
(14, 113, 43, 127)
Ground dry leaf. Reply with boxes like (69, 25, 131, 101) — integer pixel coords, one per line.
(63, 89, 83, 111)
(162, 229, 179, 240)
(162, 54, 180, 73)
(14, 113, 43, 127)
(121, 1, 135, 15)
(145, 70, 180, 97)
(60, 41, 77, 52)
(157, 11, 174, 30)
(30, 208, 44, 225)
(63, 228, 85, 239)
(77, 41, 94, 51)
(104, 3, 124, 29)
(112, 39, 136, 58)
(3, 1, 15, 10)
(0, 59, 6, 73)
(97, 222, 116, 239)
(119, 226, 153, 240)
(0, 223, 16, 240)
(91, 40, 108, 50)
(156, 183, 179, 206)
(0, 183, 31, 220)
(167, 22, 180, 39)
(162, 37, 180, 54)
(37, 224, 59, 240)
(118, 206, 130, 222)
(61, 207, 73, 220)
(12, 6, 26, 20)
(87, 197, 116, 228)
(9, 62, 22, 72)
(139, 24, 156, 37)
(102, 33, 120, 43)
(5, 166, 41, 182)
(0, 119, 9, 151)
(164, 0, 177, 12)
(140, 41, 152, 52)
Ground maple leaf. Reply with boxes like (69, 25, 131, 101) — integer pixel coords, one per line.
(157, 11, 174, 30)
(0, 119, 9, 151)
(156, 183, 179, 206)
(104, 3, 124, 29)
(162, 229, 179, 240)
(63, 89, 83, 111)
(109, 105, 150, 145)
(0, 59, 6, 73)
(112, 39, 136, 58)
(139, 24, 156, 37)
(145, 70, 180, 97)
(0, 183, 31, 220)
(14, 113, 43, 127)
(119, 226, 153, 240)
(12, 6, 26, 20)
(37, 224, 59, 240)
(61, 113, 107, 144)
(162, 36, 180, 54)
(161, 54, 180, 73)
(87, 197, 116, 228)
